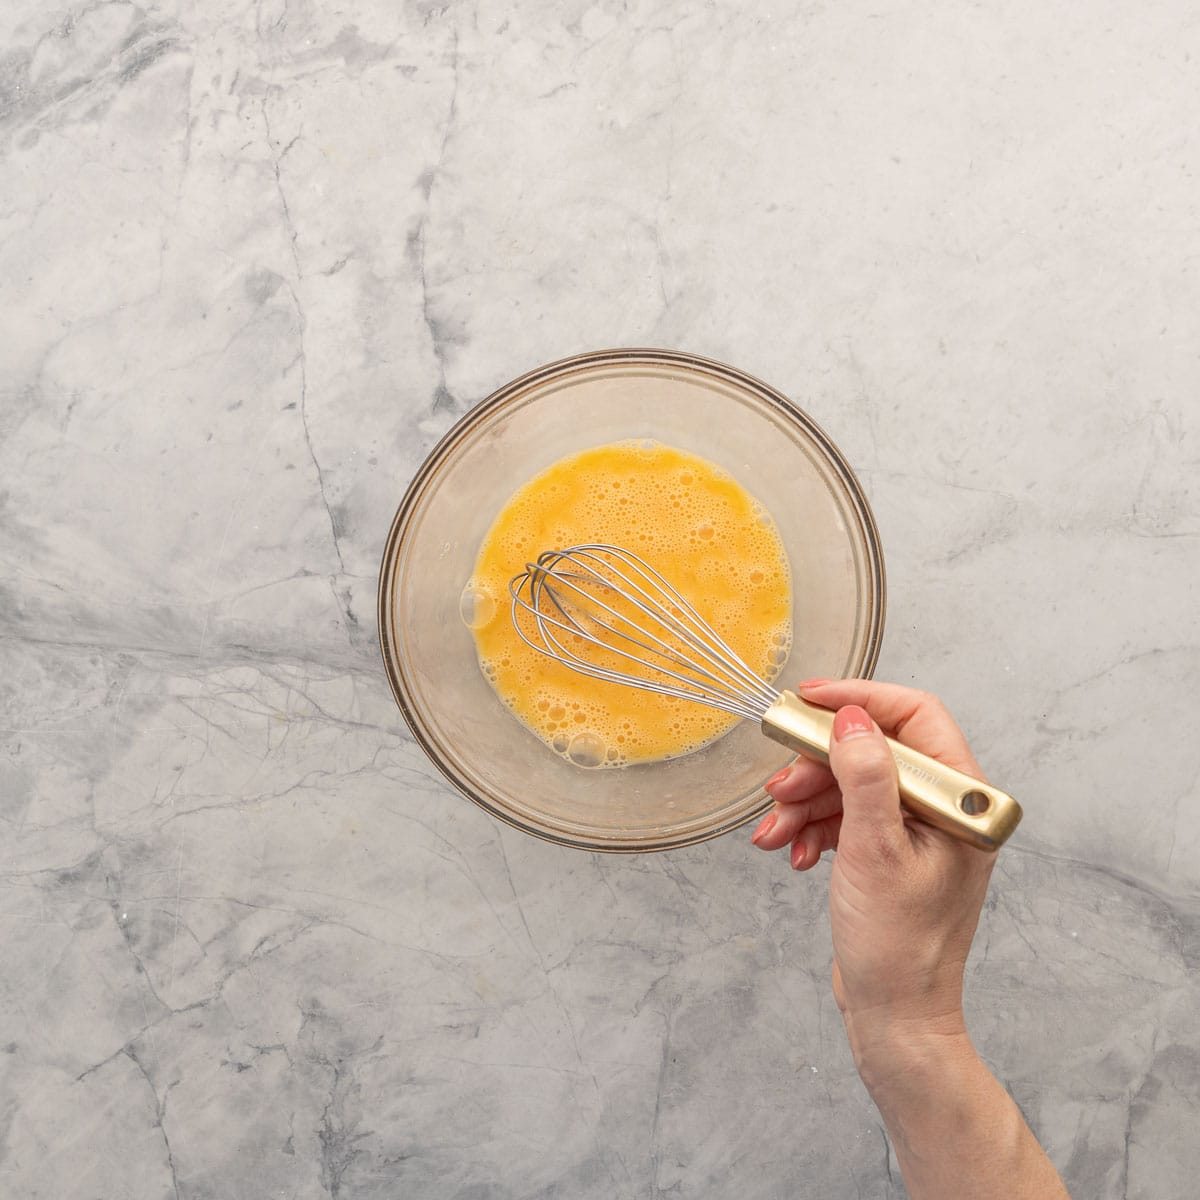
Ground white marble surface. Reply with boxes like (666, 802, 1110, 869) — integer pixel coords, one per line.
(2, 1, 1199, 1196)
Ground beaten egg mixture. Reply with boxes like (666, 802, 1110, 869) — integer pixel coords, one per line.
(462, 440, 792, 767)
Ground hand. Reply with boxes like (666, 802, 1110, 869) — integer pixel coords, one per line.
(751, 681, 1072, 1199)
(750, 679, 996, 1061)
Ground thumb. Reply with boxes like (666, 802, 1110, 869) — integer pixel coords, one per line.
(828, 705, 908, 856)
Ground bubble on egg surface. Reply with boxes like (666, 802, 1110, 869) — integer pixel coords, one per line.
(458, 585, 496, 630)
(567, 732, 607, 767)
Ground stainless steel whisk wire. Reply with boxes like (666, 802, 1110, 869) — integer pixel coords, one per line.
(509, 544, 780, 722)
(507, 543, 1023, 852)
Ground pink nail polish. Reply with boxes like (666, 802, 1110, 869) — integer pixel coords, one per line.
(751, 813, 777, 844)
(791, 841, 806, 869)
(766, 766, 792, 791)
(798, 678, 832, 689)
(833, 705, 873, 742)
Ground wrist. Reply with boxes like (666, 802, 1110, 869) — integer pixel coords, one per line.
(843, 1007, 975, 1098)
(844, 1013, 1071, 1200)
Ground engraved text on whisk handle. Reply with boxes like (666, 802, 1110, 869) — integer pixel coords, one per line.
(895, 756, 940, 787)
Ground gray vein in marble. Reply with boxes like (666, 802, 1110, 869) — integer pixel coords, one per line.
(2, 1, 1199, 1196)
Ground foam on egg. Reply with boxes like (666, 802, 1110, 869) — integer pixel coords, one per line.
(464, 440, 793, 767)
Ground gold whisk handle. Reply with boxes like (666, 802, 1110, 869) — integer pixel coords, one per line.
(761, 692, 1023, 851)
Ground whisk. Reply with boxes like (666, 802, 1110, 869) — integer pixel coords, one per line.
(509, 544, 1021, 850)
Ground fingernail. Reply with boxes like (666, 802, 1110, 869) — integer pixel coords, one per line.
(799, 678, 832, 689)
(833, 704, 873, 742)
(790, 841, 806, 869)
(751, 813, 777, 845)
(766, 766, 792, 791)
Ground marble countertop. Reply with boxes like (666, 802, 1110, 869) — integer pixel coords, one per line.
(3, 2, 1198, 1196)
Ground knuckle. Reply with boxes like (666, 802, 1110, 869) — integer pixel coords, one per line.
(841, 744, 896, 790)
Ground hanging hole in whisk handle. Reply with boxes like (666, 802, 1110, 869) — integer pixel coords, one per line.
(959, 789, 992, 816)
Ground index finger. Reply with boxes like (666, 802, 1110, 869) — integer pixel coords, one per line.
(796, 679, 985, 779)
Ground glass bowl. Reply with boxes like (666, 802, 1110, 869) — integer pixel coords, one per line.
(378, 349, 885, 852)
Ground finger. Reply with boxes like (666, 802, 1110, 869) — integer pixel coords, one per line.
(826, 704, 908, 859)
(750, 785, 843, 851)
(790, 813, 842, 870)
(764, 757, 835, 804)
(797, 679, 982, 777)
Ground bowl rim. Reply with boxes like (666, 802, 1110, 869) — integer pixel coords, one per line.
(377, 347, 887, 852)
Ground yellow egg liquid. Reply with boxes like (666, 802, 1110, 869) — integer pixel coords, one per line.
(463, 440, 792, 767)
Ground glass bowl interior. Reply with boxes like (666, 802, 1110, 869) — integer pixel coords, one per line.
(378, 349, 885, 851)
